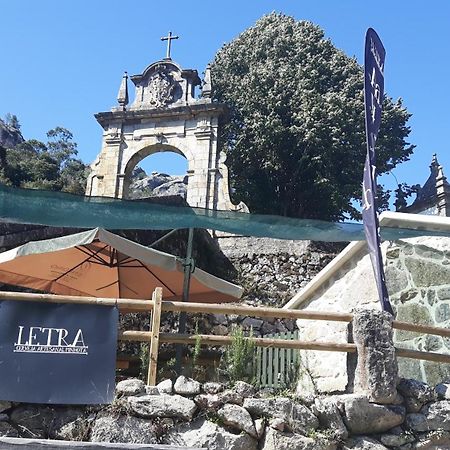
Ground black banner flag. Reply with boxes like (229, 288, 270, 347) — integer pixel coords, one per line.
(362, 28, 394, 315)
(0, 300, 118, 404)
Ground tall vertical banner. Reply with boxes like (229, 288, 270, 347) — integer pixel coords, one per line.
(362, 28, 394, 315)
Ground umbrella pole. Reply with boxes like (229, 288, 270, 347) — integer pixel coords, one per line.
(175, 227, 194, 375)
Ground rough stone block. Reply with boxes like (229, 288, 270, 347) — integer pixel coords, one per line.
(353, 309, 398, 403)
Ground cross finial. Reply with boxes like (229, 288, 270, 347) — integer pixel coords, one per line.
(161, 31, 179, 59)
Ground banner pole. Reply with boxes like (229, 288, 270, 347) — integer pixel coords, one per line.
(175, 228, 194, 374)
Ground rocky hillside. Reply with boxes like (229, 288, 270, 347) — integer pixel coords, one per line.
(0, 118, 23, 148)
(129, 167, 187, 200)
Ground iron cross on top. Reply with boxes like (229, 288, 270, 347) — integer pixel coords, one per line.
(161, 31, 179, 59)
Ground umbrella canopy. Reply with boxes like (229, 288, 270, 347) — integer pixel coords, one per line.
(0, 228, 243, 303)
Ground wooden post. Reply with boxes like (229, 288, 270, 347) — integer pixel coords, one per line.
(147, 287, 163, 386)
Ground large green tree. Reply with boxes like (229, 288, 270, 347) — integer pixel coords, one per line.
(0, 124, 88, 194)
(211, 13, 414, 220)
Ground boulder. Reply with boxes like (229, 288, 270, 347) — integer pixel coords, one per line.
(116, 378, 146, 397)
(91, 412, 158, 444)
(232, 381, 256, 398)
(174, 376, 201, 396)
(255, 418, 265, 439)
(0, 402, 11, 414)
(55, 417, 91, 441)
(397, 378, 435, 412)
(261, 427, 337, 450)
(0, 422, 18, 438)
(243, 397, 318, 434)
(314, 398, 348, 440)
(406, 400, 450, 431)
(203, 382, 224, 394)
(218, 389, 243, 405)
(342, 436, 388, 449)
(435, 382, 450, 400)
(163, 417, 257, 450)
(194, 394, 222, 411)
(341, 395, 405, 435)
(156, 379, 173, 394)
(128, 394, 197, 421)
(414, 430, 450, 449)
(9, 406, 84, 439)
(379, 426, 415, 447)
(218, 404, 257, 437)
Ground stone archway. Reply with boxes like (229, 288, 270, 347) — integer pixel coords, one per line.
(121, 144, 188, 200)
(86, 58, 247, 212)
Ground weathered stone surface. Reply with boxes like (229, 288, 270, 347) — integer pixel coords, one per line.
(269, 418, 286, 431)
(342, 395, 405, 435)
(218, 389, 243, 405)
(262, 427, 337, 450)
(255, 418, 265, 439)
(353, 310, 398, 403)
(0, 402, 11, 414)
(396, 304, 433, 341)
(91, 412, 158, 444)
(232, 381, 256, 398)
(385, 265, 409, 295)
(163, 417, 258, 450)
(243, 397, 318, 434)
(379, 426, 415, 447)
(116, 378, 145, 397)
(156, 379, 173, 394)
(435, 382, 450, 399)
(9, 406, 84, 439)
(218, 404, 257, 437)
(315, 398, 348, 440)
(414, 430, 450, 449)
(145, 386, 160, 395)
(174, 376, 201, 396)
(194, 394, 222, 411)
(128, 394, 197, 420)
(54, 417, 91, 441)
(203, 382, 224, 394)
(406, 400, 450, 431)
(343, 436, 388, 449)
(405, 257, 450, 288)
(397, 378, 435, 412)
(0, 422, 18, 438)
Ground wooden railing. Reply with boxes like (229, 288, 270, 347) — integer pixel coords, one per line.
(1, 289, 450, 386)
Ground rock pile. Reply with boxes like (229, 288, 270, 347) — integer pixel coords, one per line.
(2, 376, 450, 449)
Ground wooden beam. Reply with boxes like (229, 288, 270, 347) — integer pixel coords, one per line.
(160, 301, 354, 322)
(147, 288, 163, 386)
(0, 291, 153, 312)
(393, 320, 450, 338)
(119, 330, 357, 353)
(396, 347, 450, 364)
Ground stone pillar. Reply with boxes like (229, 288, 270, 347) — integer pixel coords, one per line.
(353, 309, 398, 404)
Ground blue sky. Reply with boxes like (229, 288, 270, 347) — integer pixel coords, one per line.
(1, 0, 449, 200)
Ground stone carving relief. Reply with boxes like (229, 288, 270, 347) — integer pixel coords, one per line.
(146, 71, 177, 108)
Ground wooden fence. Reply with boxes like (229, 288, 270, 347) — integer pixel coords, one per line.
(255, 331, 300, 388)
(2, 289, 450, 386)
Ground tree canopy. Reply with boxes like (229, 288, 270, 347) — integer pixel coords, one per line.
(0, 123, 88, 195)
(211, 13, 414, 221)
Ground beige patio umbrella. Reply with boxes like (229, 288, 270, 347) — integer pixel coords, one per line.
(0, 228, 243, 303)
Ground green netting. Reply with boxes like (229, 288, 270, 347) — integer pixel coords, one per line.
(0, 184, 448, 242)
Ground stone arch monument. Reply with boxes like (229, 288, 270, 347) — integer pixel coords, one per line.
(86, 55, 247, 212)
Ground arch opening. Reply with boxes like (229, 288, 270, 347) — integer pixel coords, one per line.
(123, 145, 189, 200)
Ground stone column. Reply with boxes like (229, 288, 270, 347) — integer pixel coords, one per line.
(353, 309, 398, 404)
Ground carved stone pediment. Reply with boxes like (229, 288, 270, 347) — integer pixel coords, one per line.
(147, 71, 176, 108)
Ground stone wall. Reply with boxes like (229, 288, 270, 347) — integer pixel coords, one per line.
(295, 236, 450, 394)
(2, 375, 450, 449)
(386, 237, 450, 386)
